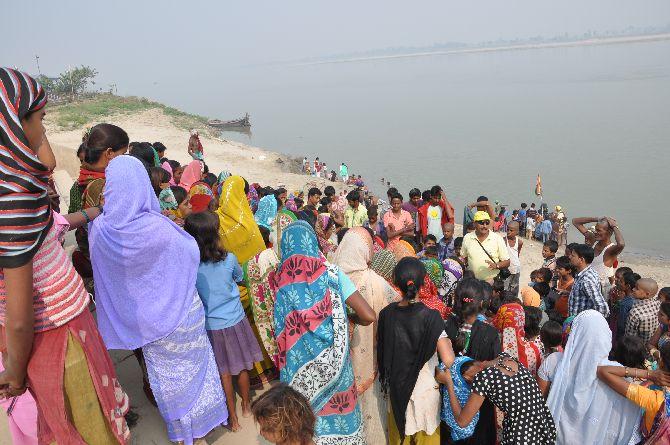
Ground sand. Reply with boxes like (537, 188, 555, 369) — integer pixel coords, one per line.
(1, 107, 668, 444)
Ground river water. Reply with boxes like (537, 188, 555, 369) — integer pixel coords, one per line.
(184, 39, 670, 256)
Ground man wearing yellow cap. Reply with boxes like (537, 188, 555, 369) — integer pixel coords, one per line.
(460, 211, 511, 282)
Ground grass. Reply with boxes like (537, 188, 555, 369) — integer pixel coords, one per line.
(47, 94, 211, 133)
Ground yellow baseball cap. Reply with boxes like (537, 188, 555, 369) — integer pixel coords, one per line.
(555, 205, 562, 211)
(474, 211, 490, 222)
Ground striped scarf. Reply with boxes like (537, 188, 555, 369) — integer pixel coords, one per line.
(0, 68, 52, 268)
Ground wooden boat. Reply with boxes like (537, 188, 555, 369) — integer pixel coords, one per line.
(208, 113, 251, 129)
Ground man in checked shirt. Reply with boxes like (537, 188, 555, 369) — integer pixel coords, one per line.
(625, 278, 661, 344)
(568, 244, 610, 318)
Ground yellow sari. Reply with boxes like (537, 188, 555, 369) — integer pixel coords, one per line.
(215, 176, 265, 264)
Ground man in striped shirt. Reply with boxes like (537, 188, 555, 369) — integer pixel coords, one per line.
(568, 244, 610, 318)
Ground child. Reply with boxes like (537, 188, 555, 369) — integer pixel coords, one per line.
(617, 271, 640, 341)
(524, 306, 544, 353)
(159, 185, 191, 227)
(505, 221, 523, 298)
(251, 383, 316, 445)
(552, 256, 575, 320)
(611, 335, 647, 371)
(184, 211, 264, 432)
(659, 287, 670, 303)
(453, 236, 464, 259)
(648, 302, 670, 360)
(526, 212, 537, 240)
(542, 240, 559, 288)
(625, 278, 661, 344)
(365, 205, 386, 244)
(423, 234, 438, 249)
(537, 320, 564, 397)
(437, 223, 456, 262)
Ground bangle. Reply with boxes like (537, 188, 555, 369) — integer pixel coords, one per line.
(80, 209, 91, 224)
(624, 367, 628, 377)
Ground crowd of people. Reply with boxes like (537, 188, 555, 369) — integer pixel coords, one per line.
(1, 69, 670, 445)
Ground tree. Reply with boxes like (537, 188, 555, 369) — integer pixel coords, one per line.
(55, 65, 97, 98)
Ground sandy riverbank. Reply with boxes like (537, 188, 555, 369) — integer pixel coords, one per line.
(1, 106, 669, 444)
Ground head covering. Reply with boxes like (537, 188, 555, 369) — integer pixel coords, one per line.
(0, 68, 53, 268)
(217, 171, 231, 184)
(247, 183, 259, 213)
(151, 146, 161, 167)
(441, 356, 479, 441)
(82, 178, 105, 207)
(521, 286, 541, 307)
(246, 247, 281, 365)
(285, 195, 298, 212)
(391, 240, 416, 261)
(473, 211, 490, 222)
(421, 257, 444, 288)
(315, 213, 336, 257)
(440, 258, 463, 305)
(161, 161, 176, 186)
(89, 156, 199, 350)
(254, 195, 278, 229)
(548, 310, 643, 445)
(370, 249, 398, 282)
(216, 176, 264, 264)
(271, 221, 364, 441)
(178, 160, 202, 191)
(273, 209, 297, 257)
(158, 187, 178, 211)
(189, 194, 212, 213)
(187, 182, 213, 200)
(492, 303, 542, 374)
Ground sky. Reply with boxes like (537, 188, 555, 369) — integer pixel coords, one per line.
(4, 0, 670, 101)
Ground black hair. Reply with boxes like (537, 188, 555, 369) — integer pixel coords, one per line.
(533, 282, 551, 298)
(615, 266, 633, 277)
(537, 268, 552, 284)
(346, 190, 360, 202)
(540, 320, 563, 351)
(623, 271, 641, 290)
(660, 302, 670, 318)
(367, 205, 379, 218)
(171, 186, 187, 204)
(76, 144, 86, 159)
(336, 228, 349, 245)
(421, 190, 431, 202)
(409, 188, 421, 199)
(477, 196, 488, 202)
(81, 123, 129, 164)
(152, 141, 167, 155)
(543, 240, 559, 254)
(465, 222, 475, 231)
(386, 187, 398, 198)
(612, 335, 646, 369)
(572, 244, 595, 264)
(565, 242, 579, 254)
(424, 234, 437, 244)
(242, 178, 250, 195)
(129, 142, 156, 168)
(452, 333, 468, 356)
(168, 159, 181, 170)
(430, 185, 442, 197)
(454, 278, 484, 324)
(661, 342, 670, 371)
(393, 257, 426, 301)
(319, 196, 331, 209)
(453, 236, 464, 249)
(461, 269, 476, 280)
(274, 187, 287, 208)
(390, 192, 403, 202)
(324, 185, 336, 197)
(555, 256, 576, 277)
(294, 197, 304, 209)
(149, 167, 171, 197)
(524, 306, 542, 339)
(308, 187, 322, 198)
(183, 211, 228, 263)
(203, 163, 209, 175)
(203, 173, 218, 188)
(259, 225, 271, 247)
(459, 360, 477, 378)
(521, 203, 527, 209)
(481, 281, 493, 308)
(424, 245, 438, 257)
(660, 287, 670, 300)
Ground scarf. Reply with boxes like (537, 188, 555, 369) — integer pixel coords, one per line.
(178, 160, 202, 191)
(271, 221, 364, 440)
(421, 257, 444, 288)
(418, 274, 449, 319)
(189, 194, 212, 213)
(285, 195, 298, 212)
(332, 228, 399, 394)
(273, 209, 297, 258)
(161, 161, 176, 186)
(77, 167, 106, 186)
(547, 310, 643, 445)
(158, 187, 178, 211)
(216, 176, 264, 264)
(89, 156, 199, 350)
(254, 195, 278, 229)
(246, 248, 281, 365)
(370, 249, 398, 283)
(391, 240, 416, 261)
(247, 183, 259, 213)
(187, 181, 213, 199)
(0, 68, 52, 268)
(492, 303, 542, 374)
(378, 301, 444, 438)
(82, 178, 105, 207)
(315, 213, 336, 256)
(441, 356, 479, 441)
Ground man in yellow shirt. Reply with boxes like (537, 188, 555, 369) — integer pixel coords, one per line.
(460, 211, 510, 282)
(344, 190, 368, 228)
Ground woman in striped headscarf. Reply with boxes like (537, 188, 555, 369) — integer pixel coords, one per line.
(0, 68, 131, 444)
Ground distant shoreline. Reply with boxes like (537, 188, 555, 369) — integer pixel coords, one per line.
(296, 33, 670, 66)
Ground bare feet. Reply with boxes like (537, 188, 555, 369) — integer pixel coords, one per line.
(228, 415, 241, 432)
(241, 399, 252, 418)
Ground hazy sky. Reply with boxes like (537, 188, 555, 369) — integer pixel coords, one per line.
(5, 0, 670, 99)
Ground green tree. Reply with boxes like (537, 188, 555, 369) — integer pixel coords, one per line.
(55, 65, 98, 98)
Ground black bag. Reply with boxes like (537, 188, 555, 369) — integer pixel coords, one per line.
(475, 237, 512, 281)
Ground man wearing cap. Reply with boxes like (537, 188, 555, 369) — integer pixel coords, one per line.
(460, 211, 511, 282)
